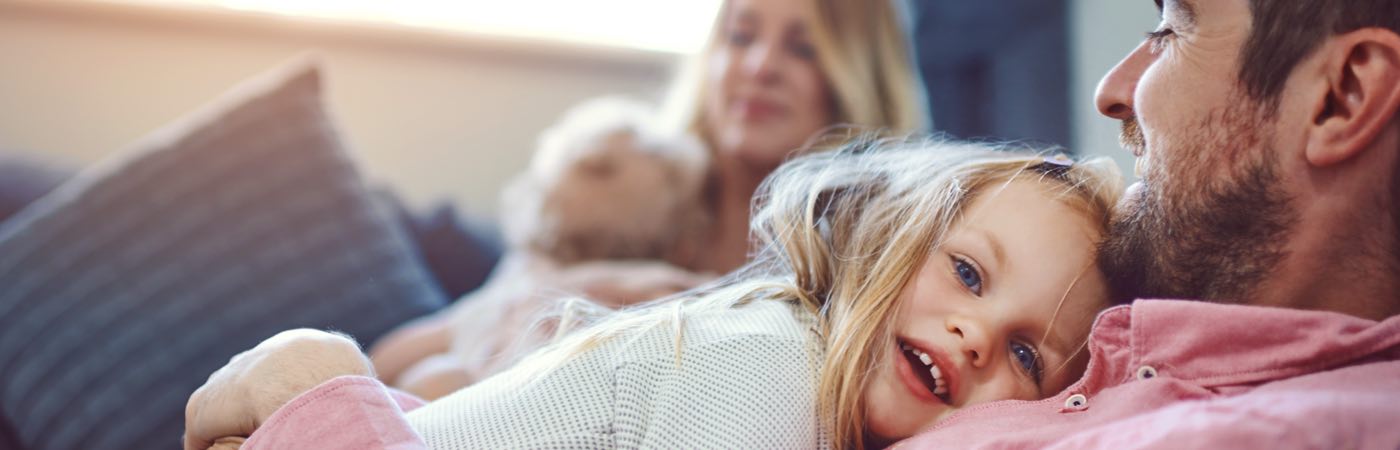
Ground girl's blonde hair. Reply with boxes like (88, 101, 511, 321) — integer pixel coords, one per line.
(515, 137, 1123, 449)
(659, 0, 929, 141)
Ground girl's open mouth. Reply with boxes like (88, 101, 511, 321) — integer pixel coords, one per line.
(896, 338, 953, 404)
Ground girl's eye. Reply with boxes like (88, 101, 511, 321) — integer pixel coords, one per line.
(1145, 27, 1175, 53)
(952, 256, 983, 296)
(1010, 341, 1044, 384)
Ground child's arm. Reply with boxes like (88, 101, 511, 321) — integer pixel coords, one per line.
(368, 313, 452, 386)
(394, 354, 475, 400)
(368, 252, 537, 386)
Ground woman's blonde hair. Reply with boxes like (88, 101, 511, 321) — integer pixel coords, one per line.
(659, 0, 929, 140)
(515, 137, 1122, 449)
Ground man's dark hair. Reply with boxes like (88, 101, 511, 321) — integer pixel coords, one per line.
(1240, 0, 1400, 108)
(1243, 2, 1400, 291)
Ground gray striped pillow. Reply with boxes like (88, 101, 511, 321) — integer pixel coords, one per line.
(0, 58, 446, 450)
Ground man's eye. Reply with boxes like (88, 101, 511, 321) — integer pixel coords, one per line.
(1010, 341, 1044, 384)
(952, 256, 983, 296)
(1145, 27, 1175, 52)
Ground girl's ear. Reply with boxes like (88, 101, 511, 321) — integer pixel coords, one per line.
(1305, 29, 1400, 168)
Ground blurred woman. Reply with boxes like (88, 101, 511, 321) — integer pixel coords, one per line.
(661, 0, 927, 272)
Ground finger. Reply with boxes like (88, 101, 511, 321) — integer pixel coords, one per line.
(209, 436, 247, 450)
(185, 382, 254, 450)
(184, 385, 211, 450)
(183, 430, 208, 450)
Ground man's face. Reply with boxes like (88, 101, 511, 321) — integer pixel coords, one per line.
(1093, 0, 1298, 303)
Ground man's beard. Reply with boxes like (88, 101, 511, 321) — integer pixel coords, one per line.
(1098, 102, 1297, 304)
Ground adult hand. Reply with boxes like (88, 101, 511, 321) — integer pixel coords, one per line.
(183, 329, 374, 450)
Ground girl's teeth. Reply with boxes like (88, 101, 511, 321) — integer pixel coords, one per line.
(903, 342, 947, 393)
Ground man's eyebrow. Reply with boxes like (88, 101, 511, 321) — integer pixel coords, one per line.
(1177, 0, 1198, 24)
(1162, 0, 1198, 25)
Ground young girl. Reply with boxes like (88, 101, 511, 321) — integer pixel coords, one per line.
(190, 139, 1123, 450)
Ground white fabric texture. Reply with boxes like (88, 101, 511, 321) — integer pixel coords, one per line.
(407, 300, 829, 449)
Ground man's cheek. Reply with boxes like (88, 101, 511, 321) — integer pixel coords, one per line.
(1140, 126, 1177, 181)
(1132, 63, 1172, 125)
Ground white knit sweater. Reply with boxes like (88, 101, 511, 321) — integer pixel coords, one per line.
(406, 300, 829, 449)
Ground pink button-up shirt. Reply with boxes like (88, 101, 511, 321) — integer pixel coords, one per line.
(900, 300, 1400, 449)
(238, 300, 1400, 449)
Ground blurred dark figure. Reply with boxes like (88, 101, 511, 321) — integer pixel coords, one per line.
(909, 0, 1071, 148)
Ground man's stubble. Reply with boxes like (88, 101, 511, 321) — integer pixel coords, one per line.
(1098, 100, 1298, 304)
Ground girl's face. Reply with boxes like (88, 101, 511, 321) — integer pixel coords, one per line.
(703, 0, 836, 172)
(863, 180, 1110, 445)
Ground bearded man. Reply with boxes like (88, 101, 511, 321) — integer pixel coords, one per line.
(905, 0, 1400, 447)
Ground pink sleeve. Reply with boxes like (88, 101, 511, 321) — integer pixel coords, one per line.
(389, 387, 428, 413)
(241, 375, 429, 450)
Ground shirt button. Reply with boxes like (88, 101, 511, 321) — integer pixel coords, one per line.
(1064, 393, 1088, 410)
(1136, 365, 1158, 380)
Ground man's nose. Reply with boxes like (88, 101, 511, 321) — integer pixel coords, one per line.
(946, 315, 992, 369)
(1095, 41, 1153, 120)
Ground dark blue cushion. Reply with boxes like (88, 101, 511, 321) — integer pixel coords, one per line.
(0, 153, 72, 225)
(0, 58, 446, 450)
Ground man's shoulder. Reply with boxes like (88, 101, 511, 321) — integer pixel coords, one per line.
(1254, 357, 1400, 393)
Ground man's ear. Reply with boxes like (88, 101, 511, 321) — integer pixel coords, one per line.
(1307, 28, 1400, 168)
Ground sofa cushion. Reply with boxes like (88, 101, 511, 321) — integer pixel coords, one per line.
(0, 152, 73, 225)
(0, 57, 446, 450)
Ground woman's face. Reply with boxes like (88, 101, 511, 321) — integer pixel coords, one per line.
(703, 0, 836, 172)
(862, 180, 1110, 445)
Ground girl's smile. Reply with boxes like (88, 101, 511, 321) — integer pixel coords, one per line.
(893, 336, 957, 405)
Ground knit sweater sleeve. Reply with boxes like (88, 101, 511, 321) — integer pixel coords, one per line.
(612, 332, 824, 449)
(406, 301, 825, 449)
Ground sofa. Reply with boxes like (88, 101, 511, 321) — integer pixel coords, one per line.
(0, 58, 500, 450)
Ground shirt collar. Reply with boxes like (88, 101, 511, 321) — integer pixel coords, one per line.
(1081, 300, 1400, 391)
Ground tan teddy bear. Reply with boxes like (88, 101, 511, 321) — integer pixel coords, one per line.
(498, 96, 711, 269)
(382, 97, 715, 400)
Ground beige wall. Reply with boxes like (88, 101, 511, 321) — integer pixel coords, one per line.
(0, 1, 676, 216)
(3, 0, 1167, 215)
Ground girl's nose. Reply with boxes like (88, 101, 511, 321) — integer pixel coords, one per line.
(946, 315, 991, 369)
